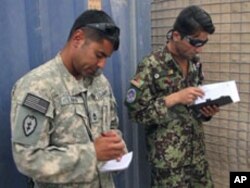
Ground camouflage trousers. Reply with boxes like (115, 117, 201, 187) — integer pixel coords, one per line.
(151, 160, 214, 188)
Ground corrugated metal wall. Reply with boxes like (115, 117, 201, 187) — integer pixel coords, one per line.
(0, 0, 151, 187)
(151, 0, 250, 188)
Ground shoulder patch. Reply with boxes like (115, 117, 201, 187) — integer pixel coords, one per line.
(23, 93, 50, 114)
(23, 115, 37, 136)
(126, 88, 137, 103)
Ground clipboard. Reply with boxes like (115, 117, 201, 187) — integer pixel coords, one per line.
(189, 96, 233, 111)
(189, 80, 240, 111)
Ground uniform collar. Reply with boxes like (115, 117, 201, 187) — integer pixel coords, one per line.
(54, 54, 87, 96)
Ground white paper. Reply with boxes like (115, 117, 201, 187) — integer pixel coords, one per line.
(99, 152, 133, 173)
(195, 80, 240, 104)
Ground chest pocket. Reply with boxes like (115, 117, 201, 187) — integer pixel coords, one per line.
(52, 95, 90, 144)
(152, 70, 182, 95)
(86, 90, 112, 138)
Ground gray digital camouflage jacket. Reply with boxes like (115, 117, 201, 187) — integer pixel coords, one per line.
(11, 54, 121, 188)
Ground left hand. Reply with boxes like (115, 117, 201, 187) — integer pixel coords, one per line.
(200, 105, 220, 117)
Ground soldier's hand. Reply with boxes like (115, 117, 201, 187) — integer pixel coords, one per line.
(200, 105, 219, 117)
(176, 87, 204, 105)
(164, 87, 204, 107)
(94, 130, 126, 161)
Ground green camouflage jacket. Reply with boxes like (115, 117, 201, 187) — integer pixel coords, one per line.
(125, 47, 208, 169)
(11, 54, 120, 188)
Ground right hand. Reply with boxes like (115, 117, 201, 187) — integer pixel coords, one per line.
(94, 130, 126, 161)
(165, 87, 204, 107)
(176, 87, 204, 105)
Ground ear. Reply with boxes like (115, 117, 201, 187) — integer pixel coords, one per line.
(71, 29, 85, 48)
(172, 31, 182, 41)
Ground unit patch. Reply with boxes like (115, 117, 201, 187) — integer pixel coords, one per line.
(126, 88, 137, 103)
(23, 115, 37, 136)
(23, 93, 49, 114)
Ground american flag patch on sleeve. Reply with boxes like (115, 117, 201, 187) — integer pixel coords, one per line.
(23, 93, 50, 114)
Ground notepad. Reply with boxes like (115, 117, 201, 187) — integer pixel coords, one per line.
(189, 80, 240, 111)
(99, 152, 133, 173)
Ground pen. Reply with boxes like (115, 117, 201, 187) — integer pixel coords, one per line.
(102, 105, 108, 135)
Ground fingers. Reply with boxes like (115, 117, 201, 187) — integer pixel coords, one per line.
(102, 132, 123, 144)
(108, 145, 126, 160)
(200, 107, 211, 117)
(104, 137, 125, 150)
(189, 88, 204, 102)
(192, 87, 204, 97)
(94, 133, 126, 161)
(200, 105, 220, 117)
(115, 149, 126, 162)
(101, 141, 125, 161)
(177, 87, 204, 105)
(101, 130, 117, 137)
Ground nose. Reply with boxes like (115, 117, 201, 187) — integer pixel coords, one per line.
(97, 58, 107, 69)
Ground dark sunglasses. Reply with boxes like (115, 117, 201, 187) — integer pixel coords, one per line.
(184, 36, 208, 47)
(85, 23, 120, 39)
(84, 23, 120, 50)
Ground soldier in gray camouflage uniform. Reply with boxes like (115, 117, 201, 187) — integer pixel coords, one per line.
(125, 5, 219, 188)
(11, 10, 126, 188)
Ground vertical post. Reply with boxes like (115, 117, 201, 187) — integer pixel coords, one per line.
(129, 1, 140, 188)
(88, 0, 102, 10)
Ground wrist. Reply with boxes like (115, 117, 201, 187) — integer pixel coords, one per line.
(164, 94, 178, 108)
(164, 96, 171, 107)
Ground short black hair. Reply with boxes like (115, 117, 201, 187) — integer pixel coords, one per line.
(68, 9, 120, 50)
(173, 5, 215, 37)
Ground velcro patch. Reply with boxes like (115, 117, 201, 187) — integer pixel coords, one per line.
(126, 88, 137, 103)
(130, 79, 144, 88)
(23, 115, 37, 136)
(23, 93, 49, 114)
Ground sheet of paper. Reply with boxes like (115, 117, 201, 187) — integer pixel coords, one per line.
(195, 80, 240, 104)
(99, 152, 133, 173)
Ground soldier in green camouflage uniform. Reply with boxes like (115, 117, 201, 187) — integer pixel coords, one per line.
(11, 10, 126, 188)
(125, 5, 219, 188)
